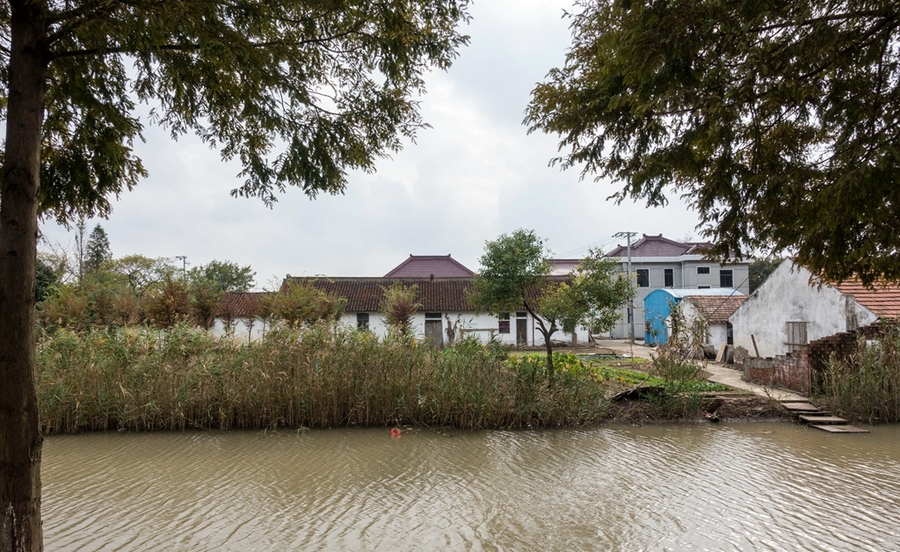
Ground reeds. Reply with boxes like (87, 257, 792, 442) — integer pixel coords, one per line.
(820, 324, 900, 424)
(37, 324, 611, 433)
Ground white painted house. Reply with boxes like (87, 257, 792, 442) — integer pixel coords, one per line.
(729, 261, 900, 359)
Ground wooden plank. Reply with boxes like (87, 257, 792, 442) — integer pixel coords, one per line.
(810, 424, 870, 434)
(715, 344, 727, 363)
(799, 415, 847, 425)
(781, 402, 821, 413)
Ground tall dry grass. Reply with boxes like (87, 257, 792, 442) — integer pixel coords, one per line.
(820, 324, 900, 424)
(37, 324, 610, 433)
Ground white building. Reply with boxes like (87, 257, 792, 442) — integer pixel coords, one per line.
(729, 261, 900, 359)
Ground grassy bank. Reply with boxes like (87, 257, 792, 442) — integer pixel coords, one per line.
(37, 325, 741, 433)
(38, 325, 622, 433)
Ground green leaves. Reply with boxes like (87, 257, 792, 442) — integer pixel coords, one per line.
(527, 0, 900, 285)
(2, 0, 472, 222)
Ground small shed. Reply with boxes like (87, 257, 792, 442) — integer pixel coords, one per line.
(644, 288, 745, 346)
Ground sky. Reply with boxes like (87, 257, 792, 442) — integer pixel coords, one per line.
(39, 0, 701, 290)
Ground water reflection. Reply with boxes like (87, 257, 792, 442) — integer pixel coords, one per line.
(43, 424, 900, 551)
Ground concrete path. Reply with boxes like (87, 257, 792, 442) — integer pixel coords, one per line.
(595, 339, 808, 401)
(703, 362, 807, 402)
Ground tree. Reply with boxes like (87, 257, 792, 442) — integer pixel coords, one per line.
(190, 260, 255, 293)
(262, 281, 344, 328)
(0, 2, 471, 548)
(380, 282, 421, 336)
(83, 224, 112, 274)
(471, 230, 631, 380)
(526, 0, 900, 286)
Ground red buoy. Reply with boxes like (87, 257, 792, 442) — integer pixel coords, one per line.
(390, 428, 402, 437)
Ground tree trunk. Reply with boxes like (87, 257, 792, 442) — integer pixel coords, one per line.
(1, 3, 48, 551)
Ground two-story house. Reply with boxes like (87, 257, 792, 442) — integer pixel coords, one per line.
(603, 234, 751, 340)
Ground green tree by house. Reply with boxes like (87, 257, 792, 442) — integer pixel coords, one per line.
(471, 229, 631, 380)
(526, 0, 900, 286)
(380, 283, 422, 336)
(190, 260, 255, 293)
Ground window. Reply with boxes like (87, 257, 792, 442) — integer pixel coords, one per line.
(697, 266, 711, 275)
(498, 313, 510, 334)
(357, 313, 369, 330)
(425, 313, 442, 319)
(698, 285, 711, 289)
(664, 269, 674, 287)
(636, 269, 650, 288)
(786, 321, 808, 353)
(516, 312, 527, 319)
(720, 269, 733, 288)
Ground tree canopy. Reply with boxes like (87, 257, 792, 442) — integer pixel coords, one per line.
(471, 229, 631, 378)
(526, 0, 900, 285)
(83, 224, 112, 274)
(0, 2, 472, 549)
(190, 260, 255, 293)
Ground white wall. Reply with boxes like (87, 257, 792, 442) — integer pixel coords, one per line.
(210, 317, 268, 343)
(729, 262, 878, 357)
(342, 311, 590, 347)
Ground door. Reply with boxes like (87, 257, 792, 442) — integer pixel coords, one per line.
(425, 315, 443, 348)
(516, 312, 528, 346)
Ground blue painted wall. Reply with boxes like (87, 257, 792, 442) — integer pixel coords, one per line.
(644, 289, 681, 346)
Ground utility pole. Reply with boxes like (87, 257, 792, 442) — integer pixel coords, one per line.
(175, 255, 188, 280)
(613, 232, 638, 343)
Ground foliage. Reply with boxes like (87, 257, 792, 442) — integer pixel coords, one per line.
(35, 258, 60, 303)
(187, 278, 224, 330)
(820, 324, 900, 424)
(190, 260, 255, 293)
(526, 0, 900, 285)
(107, 255, 176, 296)
(749, 257, 784, 294)
(262, 281, 344, 329)
(380, 282, 421, 336)
(36, 324, 614, 433)
(472, 231, 631, 378)
(83, 224, 112, 274)
(144, 277, 191, 329)
(650, 301, 708, 391)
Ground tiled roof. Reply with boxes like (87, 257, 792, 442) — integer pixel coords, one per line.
(384, 255, 474, 278)
(284, 277, 567, 313)
(607, 234, 715, 258)
(833, 281, 900, 318)
(685, 295, 747, 324)
(219, 292, 264, 318)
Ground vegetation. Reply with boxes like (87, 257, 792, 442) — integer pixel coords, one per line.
(526, 0, 900, 286)
(380, 283, 422, 336)
(1, 2, 473, 547)
(821, 324, 900, 424)
(83, 224, 112, 275)
(471, 229, 631, 379)
(36, 325, 615, 433)
(190, 260, 255, 293)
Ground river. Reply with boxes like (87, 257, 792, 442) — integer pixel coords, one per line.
(42, 423, 900, 551)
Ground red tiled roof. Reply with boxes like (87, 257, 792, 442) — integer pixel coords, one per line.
(219, 292, 264, 318)
(684, 295, 747, 324)
(384, 255, 474, 278)
(833, 281, 900, 318)
(284, 277, 567, 312)
(607, 234, 715, 258)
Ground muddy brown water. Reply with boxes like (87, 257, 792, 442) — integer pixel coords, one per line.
(43, 424, 900, 551)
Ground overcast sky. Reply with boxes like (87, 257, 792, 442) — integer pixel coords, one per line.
(40, 0, 700, 290)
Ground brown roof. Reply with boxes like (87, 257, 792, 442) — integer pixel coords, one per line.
(219, 292, 264, 317)
(284, 277, 567, 313)
(606, 234, 715, 258)
(383, 255, 474, 278)
(685, 295, 747, 324)
(833, 281, 900, 318)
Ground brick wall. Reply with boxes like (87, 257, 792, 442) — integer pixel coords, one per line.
(741, 322, 884, 395)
